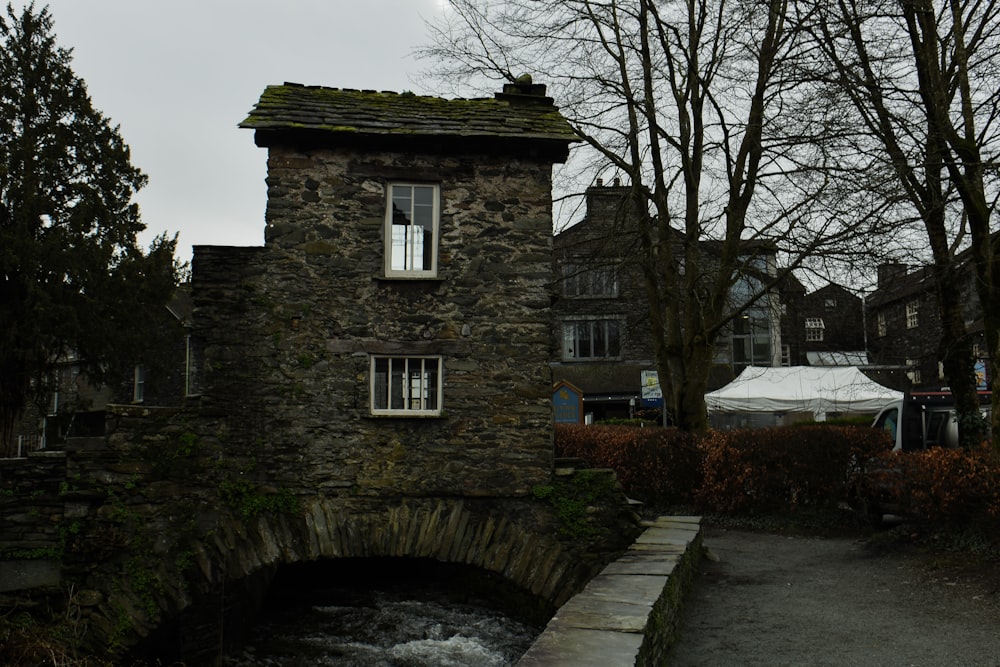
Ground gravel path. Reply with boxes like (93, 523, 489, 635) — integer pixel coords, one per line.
(666, 526, 1000, 667)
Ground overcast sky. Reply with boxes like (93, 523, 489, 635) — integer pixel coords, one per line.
(38, 0, 450, 263)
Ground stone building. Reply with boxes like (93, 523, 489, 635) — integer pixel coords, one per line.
(786, 282, 867, 367)
(9, 290, 194, 454)
(551, 181, 785, 421)
(550, 181, 874, 421)
(866, 259, 989, 391)
(195, 80, 580, 497)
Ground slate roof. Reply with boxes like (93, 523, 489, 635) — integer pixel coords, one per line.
(239, 82, 579, 145)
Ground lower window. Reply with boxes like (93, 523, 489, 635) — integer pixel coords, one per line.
(562, 319, 621, 360)
(371, 356, 442, 415)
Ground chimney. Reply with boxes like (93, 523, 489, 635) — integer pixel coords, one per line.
(877, 263, 908, 288)
(495, 74, 554, 105)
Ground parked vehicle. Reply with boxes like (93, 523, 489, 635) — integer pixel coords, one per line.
(872, 390, 992, 451)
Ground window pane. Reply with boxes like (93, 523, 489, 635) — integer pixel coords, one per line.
(576, 322, 593, 358)
(594, 321, 606, 356)
(424, 360, 439, 410)
(606, 320, 621, 356)
(562, 323, 576, 357)
(389, 358, 405, 410)
(374, 358, 389, 410)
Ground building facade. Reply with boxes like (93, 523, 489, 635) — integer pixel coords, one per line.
(866, 260, 989, 391)
(551, 181, 870, 422)
(192, 80, 578, 496)
(551, 182, 786, 421)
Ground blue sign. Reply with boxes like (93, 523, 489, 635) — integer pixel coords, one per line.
(553, 381, 584, 424)
(976, 359, 988, 390)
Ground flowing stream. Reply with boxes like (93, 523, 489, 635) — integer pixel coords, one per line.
(222, 559, 545, 667)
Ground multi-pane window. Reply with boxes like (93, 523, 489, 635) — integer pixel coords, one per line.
(562, 320, 621, 360)
(876, 311, 887, 338)
(732, 313, 772, 369)
(371, 356, 442, 415)
(386, 183, 439, 277)
(906, 300, 919, 329)
(563, 264, 618, 298)
(805, 317, 825, 342)
(906, 358, 921, 385)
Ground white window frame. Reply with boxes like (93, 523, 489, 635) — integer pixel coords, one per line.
(876, 311, 887, 338)
(906, 300, 919, 329)
(385, 183, 440, 278)
(370, 356, 443, 416)
(561, 319, 622, 361)
(133, 365, 146, 403)
(805, 317, 825, 342)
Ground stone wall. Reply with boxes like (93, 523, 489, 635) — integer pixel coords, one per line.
(517, 516, 703, 667)
(0, 451, 65, 593)
(191, 146, 557, 498)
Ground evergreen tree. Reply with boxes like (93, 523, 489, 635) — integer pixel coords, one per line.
(0, 3, 178, 455)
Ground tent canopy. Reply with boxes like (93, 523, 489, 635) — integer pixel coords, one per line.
(705, 366, 901, 421)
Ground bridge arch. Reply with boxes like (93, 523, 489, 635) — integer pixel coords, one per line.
(119, 495, 618, 662)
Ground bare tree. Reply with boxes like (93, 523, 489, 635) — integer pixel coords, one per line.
(807, 0, 1000, 450)
(423, 0, 885, 430)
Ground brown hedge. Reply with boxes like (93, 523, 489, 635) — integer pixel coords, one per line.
(697, 425, 891, 513)
(555, 423, 891, 512)
(554, 424, 702, 505)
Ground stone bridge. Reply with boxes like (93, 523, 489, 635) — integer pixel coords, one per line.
(0, 414, 642, 663)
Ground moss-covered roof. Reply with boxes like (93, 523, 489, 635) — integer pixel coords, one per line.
(239, 82, 579, 144)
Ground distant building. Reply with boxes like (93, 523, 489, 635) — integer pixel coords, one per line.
(795, 283, 867, 367)
(550, 181, 872, 422)
(866, 258, 988, 391)
(551, 181, 786, 421)
(11, 289, 196, 453)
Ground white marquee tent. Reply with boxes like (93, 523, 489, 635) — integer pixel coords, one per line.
(705, 366, 902, 423)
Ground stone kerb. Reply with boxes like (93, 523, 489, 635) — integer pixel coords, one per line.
(517, 516, 703, 667)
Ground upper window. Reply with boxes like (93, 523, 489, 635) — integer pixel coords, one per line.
(133, 365, 146, 403)
(386, 183, 439, 277)
(564, 264, 618, 298)
(876, 311, 887, 337)
(371, 356, 442, 416)
(906, 300, 919, 329)
(805, 317, 825, 342)
(185, 335, 202, 398)
(562, 319, 622, 360)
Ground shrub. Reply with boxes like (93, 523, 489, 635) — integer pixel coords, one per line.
(556, 422, 1000, 537)
(697, 425, 890, 513)
(875, 445, 1000, 526)
(554, 424, 702, 505)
